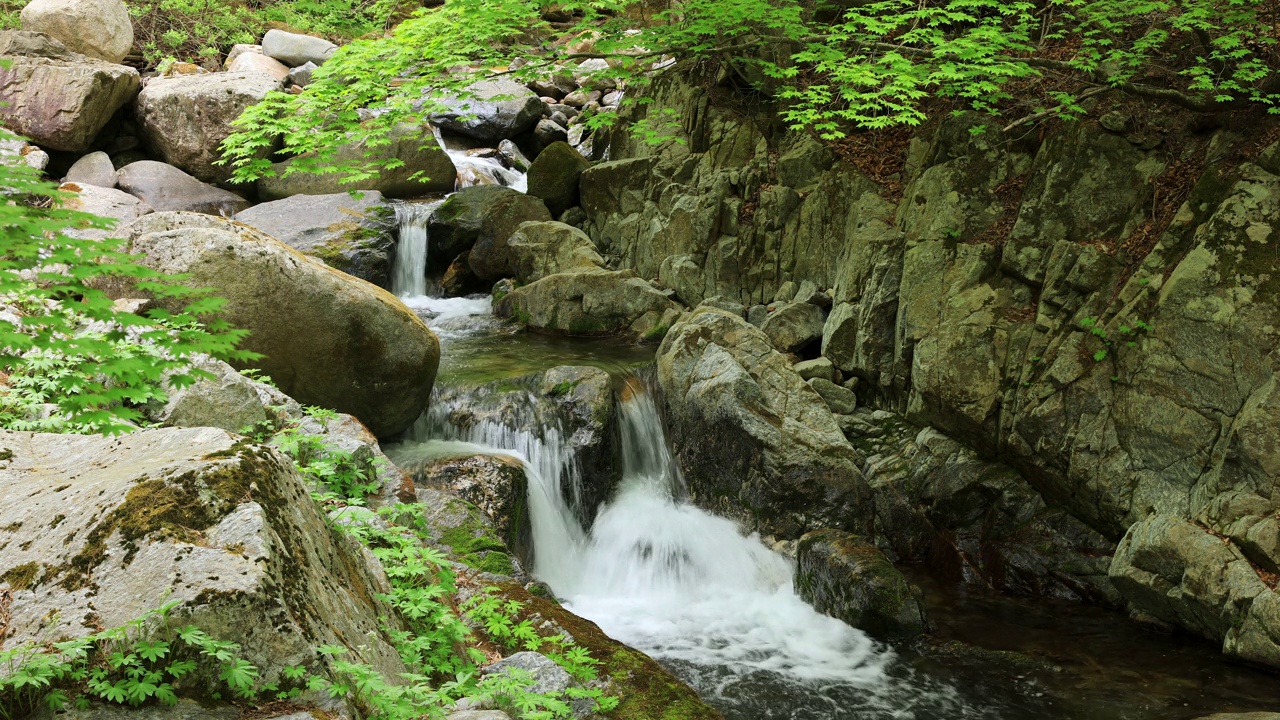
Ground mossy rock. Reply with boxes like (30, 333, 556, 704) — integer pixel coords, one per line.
(796, 528, 928, 641)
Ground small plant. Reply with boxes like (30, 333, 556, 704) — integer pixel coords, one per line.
(1080, 316, 1152, 366)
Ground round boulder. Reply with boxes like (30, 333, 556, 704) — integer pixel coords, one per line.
(115, 212, 439, 438)
(19, 0, 133, 63)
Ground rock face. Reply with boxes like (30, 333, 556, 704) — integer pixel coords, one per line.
(495, 268, 681, 340)
(796, 528, 927, 640)
(136, 71, 285, 184)
(506, 220, 606, 283)
(261, 28, 336, 67)
(258, 125, 456, 199)
(116, 161, 250, 215)
(19, 0, 133, 63)
(0, 31, 139, 152)
(0, 427, 406, 684)
(468, 192, 554, 281)
(431, 79, 545, 142)
(234, 190, 398, 288)
(527, 141, 589, 216)
(116, 212, 440, 438)
(655, 308, 872, 537)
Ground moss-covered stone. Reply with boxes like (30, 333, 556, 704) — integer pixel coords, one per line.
(796, 528, 928, 641)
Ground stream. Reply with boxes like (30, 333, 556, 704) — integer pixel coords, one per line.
(382, 158, 1280, 720)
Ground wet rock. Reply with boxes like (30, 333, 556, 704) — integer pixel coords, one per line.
(808, 377, 857, 415)
(498, 139, 531, 172)
(507, 220, 605, 283)
(431, 78, 544, 143)
(136, 71, 285, 184)
(262, 28, 337, 67)
(20, 0, 132, 63)
(411, 486, 521, 577)
(116, 161, 250, 215)
(0, 31, 139, 152)
(114, 212, 439, 438)
(495, 268, 680, 340)
(56, 182, 151, 239)
(0, 426, 406, 687)
(403, 453, 527, 555)
(468, 192, 554, 281)
(258, 124, 456, 199)
(527, 141, 589, 216)
(796, 528, 927, 640)
(430, 185, 523, 272)
(759, 300, 825, 353)
(441, 251, 487, 296)
(234, 190, 397, 288)
(64, 150, 117, 187)
(655, 308, 872, 537)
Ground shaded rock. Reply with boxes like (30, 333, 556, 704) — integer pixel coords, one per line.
(468, 193, 554, 281)
(30, 699, 239, 720)
(532, 118, 568, 152)
(441, 251, 487, 296)
(794, 357, 837, 383)
(258, 124, 456, 199)
(527, 141, 589, 217)
(655, 308, 872, 537)
(57, 182, 151, 239)
(136, 71, 285, 184)
(261, 28, 336, 67)
(659, 254, 706, 307)
(288, 60, 317, 87)
(0, 31, 139, 152)
(494, 268, 681, 340)
(0, 426, 406, 687)
(64, 150, 117, 187)
(796, 528, 927, 640)
(448, 712, 512, 720)
(759, 300, 825, 353)
(747, 304, 767, 327)
(115, 212, 439, 438)
(116, 161, 250, 215)
(507, 220, 605, 283)
(20, 0, 132, 63)
(498, 139, 531, 172)
(431, 79, 544, 143)
(428, 185, 521, 271)
(225, 50, 289, 81)
(234, 190, 397, 287)
(808, 377, 857, 414)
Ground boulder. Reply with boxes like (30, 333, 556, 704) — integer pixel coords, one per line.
(288, 61, 317, 87)
(257, 124, 456, 199)
(527, 141, 589, 217)
(402, 453, 528, 553)
(0, 31, 139, 152)
(429, 185, 522, 273)
(261, 28, 336, 67)
(115, 212, 440, 438)
(441, 252, 487, 296)
(57, 182, 152, 239)
(431, 79, 544, 143)
(64, 150, 117, 187)
(506, 220, 605, 283)
(808, 377, 857, 415)
(146, 354, 277, 433)
(531, 118, 568, 152)
(759, 301, 825, 353)
(655, 308, 872, 537)
(410, 487, 521, 577)
(234, 190, 397, 288)
(794, 357, 838, 383)
(468, 193, 554, 281)
(796, 528, 927, 641)
(0, 426, 406, 686)
(482, 652, 574, 695)
(494, 268, 681, 340)
(225, 50, 289, 81)
(116, 161, 250, 215)
(19, 0, 132, 63)
(136, 71, 285, 184)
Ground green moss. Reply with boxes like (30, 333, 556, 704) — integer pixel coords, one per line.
(640, 323, 671, 343)
(469, 550, 515, 576)
(440, 522, 507, 555)
(2, 561, 40, 590)
(0, 447, 12, 461)
(547, 379, 581, 397)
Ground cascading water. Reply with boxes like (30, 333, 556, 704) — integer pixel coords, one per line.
(391, 201, 438, 298)
(434, 128, 528, 192)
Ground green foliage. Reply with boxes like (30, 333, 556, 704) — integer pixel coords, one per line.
(1080, 315, 1152, 366)
(0, 601, 265, 719)
(0, 132, 255, 434)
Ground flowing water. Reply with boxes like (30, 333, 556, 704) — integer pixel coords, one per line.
(384, 156, 1280, 720)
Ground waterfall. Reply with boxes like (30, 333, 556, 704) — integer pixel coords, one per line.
(434, 128, 528, 192)
(392, 202, 438, 298)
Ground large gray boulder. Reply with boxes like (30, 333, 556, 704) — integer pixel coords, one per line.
(428, 185, 522, 273)
(430, 79, 544, 143)
(506, 220, 605, 283)
(468, 192, 553, 280)
(115, 212, 440, 438)
(261, 28, 336, 67)
(0, 31, 139, 152)
(234, 191, 398, 288)
(494, 268, 681, 341)
(19, 0, 132, 63)
(57, 182, 152, 239)
(796, 528, 927, 641)
(527, 141, 590, 217)
(760, 300, 825, 353)
(116, 161, 250, 215)
(655, 308, 873, 537)
(64, 150, 117, 187)
(136, 71, 285, 184)
(0, 426, 406, 686)
(258, 124, 456, 199)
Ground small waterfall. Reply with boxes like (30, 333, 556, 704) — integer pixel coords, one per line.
(392, 202, 439, 298)
(434, 128, 528, 192)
